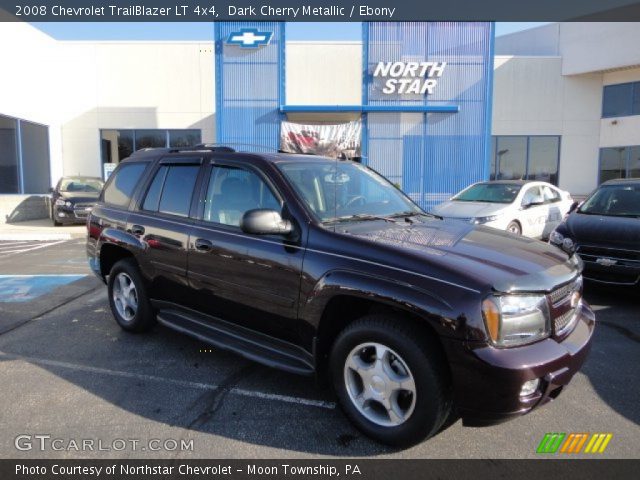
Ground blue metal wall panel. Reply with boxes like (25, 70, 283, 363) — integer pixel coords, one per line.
(364, 22, 494, 211)
(214, 22, 285, 152)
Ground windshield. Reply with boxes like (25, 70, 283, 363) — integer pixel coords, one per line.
(60, 178, 104, 193)
(278, 161, 421, 222)
(578, 184, 640, 217)
(452, 183, 521, 204)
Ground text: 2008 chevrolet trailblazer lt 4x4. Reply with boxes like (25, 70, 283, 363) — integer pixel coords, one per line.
(87, 146, 595, 446)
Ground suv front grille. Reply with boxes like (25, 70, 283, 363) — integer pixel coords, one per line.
(548, 276, 582, 336)
(577, 245, 640, 267)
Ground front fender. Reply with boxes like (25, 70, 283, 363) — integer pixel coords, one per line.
(300, 269, 468, 339)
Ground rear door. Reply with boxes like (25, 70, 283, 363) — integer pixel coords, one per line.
(187, 160, 305, 343)
(520, 185, 548, 238)
(127, 156, 204, 306)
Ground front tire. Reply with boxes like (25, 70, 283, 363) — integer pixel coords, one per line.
(330, 314, 451, 446)
(107, 258, 155, 332)
(506, 220, 521, 235)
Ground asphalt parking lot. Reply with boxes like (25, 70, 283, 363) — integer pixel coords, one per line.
(0, 239, 638, 459)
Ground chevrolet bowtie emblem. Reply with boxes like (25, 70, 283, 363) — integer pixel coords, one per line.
(596, 258, 617, 267)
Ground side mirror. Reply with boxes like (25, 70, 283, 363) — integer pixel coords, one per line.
(568, 201, 580, 213)
(49, 187, 55, 194)
(240, 209, 292, 236)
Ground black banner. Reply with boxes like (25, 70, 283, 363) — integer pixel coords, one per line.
(1, 0, 640, 21)
(2, 459, 639, 480)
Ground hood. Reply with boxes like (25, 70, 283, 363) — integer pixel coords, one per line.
(565, 212, 640, 250)
(59, 192, 100, 203)
(431, 200, 506, 219)
(343, 219, 578, 293)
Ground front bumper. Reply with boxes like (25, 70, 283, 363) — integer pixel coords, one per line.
(442, 301, 595, 426)
(53, 204, 94, 224)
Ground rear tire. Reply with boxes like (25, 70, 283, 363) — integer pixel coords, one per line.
(506, 220, 521, 235)
(330, 314, 451, 447)
(107, 258, 155, 332)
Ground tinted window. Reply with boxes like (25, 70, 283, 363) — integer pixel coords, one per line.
(496, 136, 527, 180)
(103, 163, 148, 207)
(142, 166, 169, 211)
(156, 165, 200, 217)
(603, 83, 633, 117)
(526, 137, 559, 185)
(629, 147, 640, 178)
(600, 147, 628, 183)
(0, 115, 19, 193)
(204, 166, 281, 226)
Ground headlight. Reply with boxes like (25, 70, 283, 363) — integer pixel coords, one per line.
(471, 214, 500, 224)
(54, 199, 71, 207)
(549, 230, 575, 253)
(482, 294, 550, 347)
(549, 230, 564, 245)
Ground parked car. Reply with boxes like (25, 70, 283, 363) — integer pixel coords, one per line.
(51, 176, 104, 226)
(430, 180, 574, 239)
(549, 178, 640, 286)
(87, 147, 594, 446)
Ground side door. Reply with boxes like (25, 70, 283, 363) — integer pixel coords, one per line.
(127, 156, 204, 306)
(541, 185, 564, 238)
(519, 185, 548, 238)
(187, 161, 305, 343)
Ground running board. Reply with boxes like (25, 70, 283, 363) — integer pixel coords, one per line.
(155, 307, 315, 376)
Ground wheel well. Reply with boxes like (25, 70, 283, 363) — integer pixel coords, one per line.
(99, 243, 134, 278)
(315, 295, 449, 378)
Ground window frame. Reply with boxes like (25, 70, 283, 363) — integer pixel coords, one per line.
(491, 135, 561, 186)
(598, 145, 640, 184)
(137, 156, 204, 220)
(602, 81, 639, 118)
(100, 161, 150, 209)
(194, 160, 284, 232)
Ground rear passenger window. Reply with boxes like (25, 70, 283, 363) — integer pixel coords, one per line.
(103, 162, 148, 207)
(142, 164, 199, 217)
(542, 186, 561, 203)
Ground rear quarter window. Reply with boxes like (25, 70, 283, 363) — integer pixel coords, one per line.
(102, 162, 148, 207)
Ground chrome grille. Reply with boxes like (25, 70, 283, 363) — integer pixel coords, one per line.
(548, 276, 582, 336)
(554, 308, 576, 333)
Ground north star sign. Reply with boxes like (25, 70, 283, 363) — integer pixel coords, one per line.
(226, 28, 273, 48)
(373, 61, 447, 95)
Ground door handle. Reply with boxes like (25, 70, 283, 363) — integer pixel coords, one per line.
(194, 238, 213, 252)
(131, 224, 145, 236)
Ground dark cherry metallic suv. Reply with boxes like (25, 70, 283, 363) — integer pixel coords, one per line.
(87, 146, 595, 446)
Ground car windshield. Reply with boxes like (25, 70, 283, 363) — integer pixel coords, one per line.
(578, 184, 640, 217)
(60, 178, 104, 193)
(452, 183, 521, 204)
(277, 161, 422, 223)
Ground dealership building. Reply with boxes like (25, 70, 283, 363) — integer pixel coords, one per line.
(1, 21, 639, 221)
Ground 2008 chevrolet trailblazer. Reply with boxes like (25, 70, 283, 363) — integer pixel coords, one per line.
(87, 146, 594, 446)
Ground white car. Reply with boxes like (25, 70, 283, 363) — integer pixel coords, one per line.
(431, 180, 574, 239)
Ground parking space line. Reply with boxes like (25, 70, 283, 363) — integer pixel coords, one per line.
(0, 352, 336, 410)
(0, 240, 67, 258)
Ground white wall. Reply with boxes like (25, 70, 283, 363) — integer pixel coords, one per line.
(560, 23, 640, 76)
(600, 67, 640, 148)
(0, 23, 215, 186)
(492, 56, 604, 195)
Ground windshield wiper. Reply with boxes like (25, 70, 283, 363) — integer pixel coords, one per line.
(326, 214, 399, 224)
(389, 211, 443, 222)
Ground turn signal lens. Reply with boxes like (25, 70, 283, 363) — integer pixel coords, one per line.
(482, 298, 500, 343)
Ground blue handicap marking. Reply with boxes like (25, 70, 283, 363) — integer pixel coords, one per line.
(0, 275, 86, 303)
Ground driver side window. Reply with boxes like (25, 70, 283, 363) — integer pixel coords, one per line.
(203, 165, 280, 227)
(521, 186, 542, 207)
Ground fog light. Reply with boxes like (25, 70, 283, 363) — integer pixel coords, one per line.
(520, 379, 540, 397)
(58, 212, 66, 217)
